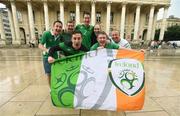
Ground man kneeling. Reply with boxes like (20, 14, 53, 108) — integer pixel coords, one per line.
(48, 31, 88, 63)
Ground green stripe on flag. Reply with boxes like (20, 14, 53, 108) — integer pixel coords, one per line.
(51, 53, 85, 108)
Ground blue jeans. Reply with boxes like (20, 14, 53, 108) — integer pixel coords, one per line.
(43, 58, 51, 76)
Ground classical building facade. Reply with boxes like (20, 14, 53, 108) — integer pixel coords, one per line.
(0, 8, 12, 45)
(156, 15, 180, 29)
(0, 0, 170, 45)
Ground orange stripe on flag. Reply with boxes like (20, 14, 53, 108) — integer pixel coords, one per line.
(116, 87, 145, 111)
(115, 49, 145, 111)
(116, 49, 144, 63)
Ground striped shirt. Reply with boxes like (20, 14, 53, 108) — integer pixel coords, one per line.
(111, 38, 131, 49)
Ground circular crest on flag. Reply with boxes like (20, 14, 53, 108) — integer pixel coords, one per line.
(108, 59, 145, 96)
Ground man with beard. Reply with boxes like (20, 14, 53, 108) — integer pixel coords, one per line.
(90, 31, 120, 50)
(61, 21, 75, 43)
(39, 20, 63, 86)
(48, 30, 88, 63)
(75, 12, 96, 50)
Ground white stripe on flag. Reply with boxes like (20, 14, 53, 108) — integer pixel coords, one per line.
(74, 49, 118, 110)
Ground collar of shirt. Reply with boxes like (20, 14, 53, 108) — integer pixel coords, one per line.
(83, 24, 91, 29)
(111, 38, 121, 44)
(50, 29, 60, 41)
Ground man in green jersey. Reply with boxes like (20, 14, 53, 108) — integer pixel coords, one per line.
(90, 31, 120, 50)
(91, 31, 145, 54)
(61, 21, 75, 43)
(75, 12, 97, 50)
(48, 30, 88, 63)
(39, 20, 63, 86)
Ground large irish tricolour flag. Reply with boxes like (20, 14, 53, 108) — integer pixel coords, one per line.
(51, 49, 145, 111)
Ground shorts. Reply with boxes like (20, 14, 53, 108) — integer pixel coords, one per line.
(43, 58, 51, 76)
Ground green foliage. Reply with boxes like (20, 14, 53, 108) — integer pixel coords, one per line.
(155, 25, 180, 41)
(164, 25, 180, 41)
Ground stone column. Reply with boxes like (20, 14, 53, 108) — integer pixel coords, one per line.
(7, 7, 16, 44)
(43, 0, 49, 30)
(159, 6, 169, 41)
(91, 1, 96, 25)
(151, 11, 158, 40)
(120, 3, 127, 39)
(147, 5, 155, 40)
(59, 0, 64, 28)
(27, 1, 35, 41)
(0, 10, 6, 45)
(106, 2, 111, 35)
(36, 10, 42, 36)
(133, 4, 141, 40)
(75, 1, 80, 25)
(11, 1, 21, 44)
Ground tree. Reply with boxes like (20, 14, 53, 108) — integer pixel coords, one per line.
(164, 25, 180, 41)
(155, 25, 180, 41)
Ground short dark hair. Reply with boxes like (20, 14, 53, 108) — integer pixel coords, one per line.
(72, 30, 82, 36)
(83, 12, 91, 17)
(97, 31, 107, 38)
(67, 20, 74, 24)
(53, 20, 63, 26)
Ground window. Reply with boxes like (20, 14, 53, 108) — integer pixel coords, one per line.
(145, 14, 149, 25)
(2, 19, 9, 23)
(110, 12, 114, 24)
(17, 11, 22, 22)
(96, 12, 101, 23)
(70, 11, 75, 21)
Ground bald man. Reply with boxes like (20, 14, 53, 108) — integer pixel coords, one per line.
(111, 30, 131, 49)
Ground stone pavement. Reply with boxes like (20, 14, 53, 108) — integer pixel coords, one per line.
(0, 48, 179, 116)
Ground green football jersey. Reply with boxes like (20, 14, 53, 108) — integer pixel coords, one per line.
(75, 24, 93, 50)
(39, 31, 62, 59)
(90, 42, 119, 51)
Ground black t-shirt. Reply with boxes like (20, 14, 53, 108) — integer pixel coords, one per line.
(48, 42, 88, 57)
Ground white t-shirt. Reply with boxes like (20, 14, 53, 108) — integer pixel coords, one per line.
(111, 38, 131, 49)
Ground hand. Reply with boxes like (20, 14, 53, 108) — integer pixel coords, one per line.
(48, 56, 55, 63)
(46, 48, 49, 53)
(97, 46, 104, 49)
(140, 49, 145, 53)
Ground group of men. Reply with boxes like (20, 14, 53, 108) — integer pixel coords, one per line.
(38, 12, 131, 86)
